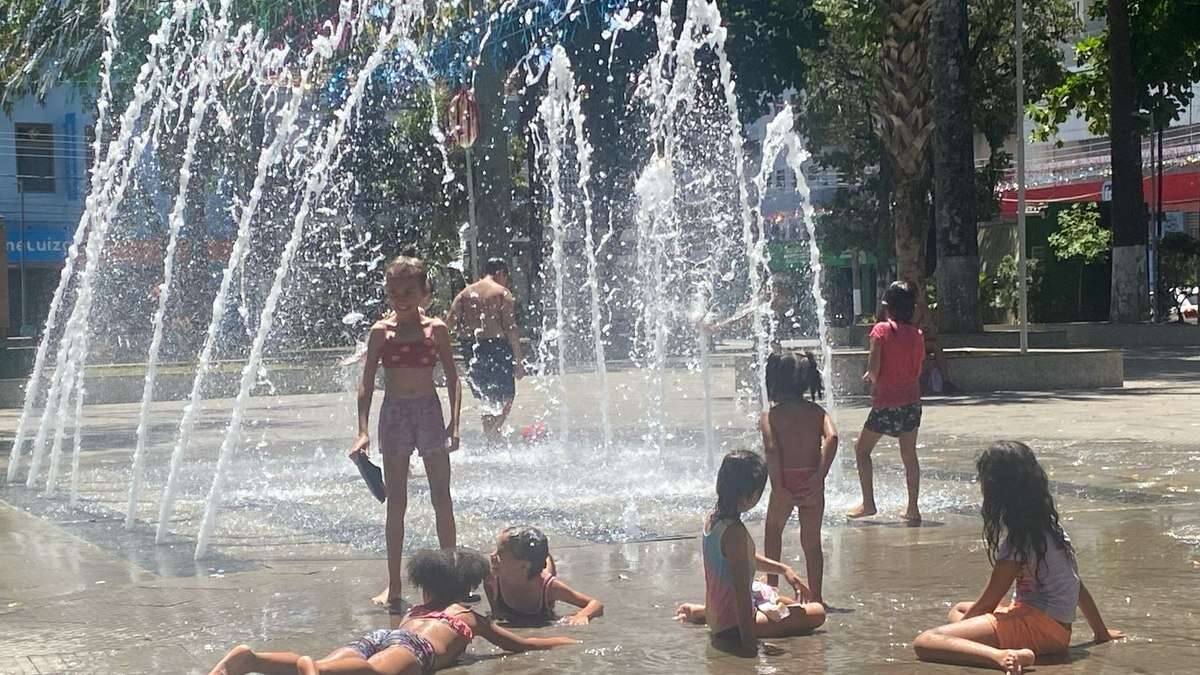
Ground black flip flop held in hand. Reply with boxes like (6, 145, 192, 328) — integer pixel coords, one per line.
(352, 452, 386, 503)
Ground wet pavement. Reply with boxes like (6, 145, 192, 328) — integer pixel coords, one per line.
(1, 347, 1199, 673)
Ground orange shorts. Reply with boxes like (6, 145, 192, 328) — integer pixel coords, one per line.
(988, 603, 1071, 654)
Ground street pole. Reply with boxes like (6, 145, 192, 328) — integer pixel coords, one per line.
(18, 177, 28, 335)
(1015, 0, 1029, 353)
(465, 146, 480, 281)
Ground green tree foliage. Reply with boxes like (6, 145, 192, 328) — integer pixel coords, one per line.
(719, 0, 826, 120)
(1049, 202, 1111, 316)
(801, 0, 1074, 279)
(1031, 0, 1200, 140)
(1159, 232, 1200, 322)
(1049, 203, 1111, 264)
(0, 1, 347, 105)
(981, 253, 1041, 321)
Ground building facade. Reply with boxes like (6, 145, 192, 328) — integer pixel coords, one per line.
(1, 86, 95, 337)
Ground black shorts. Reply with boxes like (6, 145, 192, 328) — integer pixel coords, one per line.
(864, 403, 922, 437)
(462, 338, 516, 408)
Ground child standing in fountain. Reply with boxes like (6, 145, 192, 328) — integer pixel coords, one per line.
(349, 255, 462, 610)
(676, 450, 826, 653)
(761, 352, 838, 604)
(913, 441, 1124, 672)
(848, 280, 925, 522)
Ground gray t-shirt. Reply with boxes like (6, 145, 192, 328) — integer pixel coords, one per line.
(998, 531, 1080, 624)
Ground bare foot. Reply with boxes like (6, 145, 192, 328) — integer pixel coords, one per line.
(209, 645, 255, 675)
(902, 509, 922, 524)
(995, 648, 1035, 673)
(297, 656, 319, 675)
(675, 603, 705, 624)
(846, 503, 877, 518)
(372, 586, 404, 610)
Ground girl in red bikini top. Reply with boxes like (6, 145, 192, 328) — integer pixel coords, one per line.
(485, 526, 604, 626)
(380, 320, 439, 369)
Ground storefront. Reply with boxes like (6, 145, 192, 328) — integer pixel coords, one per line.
(4, 219, 74, 336)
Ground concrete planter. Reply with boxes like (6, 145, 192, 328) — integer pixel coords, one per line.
(735, 347, 1123, 397)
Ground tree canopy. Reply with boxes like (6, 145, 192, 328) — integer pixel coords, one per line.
(1031, 0, 1200, 140)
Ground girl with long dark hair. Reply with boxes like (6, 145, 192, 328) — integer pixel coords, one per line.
(913, 441, 1123, 672)
(676, 450, 826, 653)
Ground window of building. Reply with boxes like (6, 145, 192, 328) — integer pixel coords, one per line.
(15, 123, 55, 193)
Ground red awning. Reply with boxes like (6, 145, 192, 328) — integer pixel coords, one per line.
(999, 169, 1200, 217)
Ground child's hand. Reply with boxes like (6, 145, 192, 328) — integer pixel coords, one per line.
(349, 433, 370, 458)
(1094, 628, 1125, 643)
(563, 612, 590, 626)
(447, 432, 460, 452)
(515, 361, 527, 379)
(783, 568, 810, 603)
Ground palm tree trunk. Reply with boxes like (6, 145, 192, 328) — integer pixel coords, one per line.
(930, 0, 980, 333)
(1107, 0, 1148, 322)
(874, 0, 935, 292)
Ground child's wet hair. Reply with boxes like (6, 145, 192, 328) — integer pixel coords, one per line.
(766, 351, 821, 402)
(976, 441, 1074, 578)
(408, 548, 490, 605)
(385, 252, 433, 294)
(882, 280, 916, 324)
(713, 450, 768, 521)
(499, 526, 550, 580)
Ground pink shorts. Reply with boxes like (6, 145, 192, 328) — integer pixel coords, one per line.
(379, 395, 448, 458)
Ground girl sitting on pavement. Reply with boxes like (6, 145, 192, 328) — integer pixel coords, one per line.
(676, 450, 826, 653)
(761, 352, 838, 604)
(485, 525, 604, 625)
(913, 441, 1124, 673)
(208, 548, 578, 675)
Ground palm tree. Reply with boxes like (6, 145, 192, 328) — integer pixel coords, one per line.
(872, 0, 935, 290)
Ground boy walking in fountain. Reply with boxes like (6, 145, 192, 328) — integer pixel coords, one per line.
(848, 280, 925, 523)
(445, 258, 526, 444)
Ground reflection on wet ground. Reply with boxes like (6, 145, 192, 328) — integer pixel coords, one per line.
(2, 354, 1199, 673)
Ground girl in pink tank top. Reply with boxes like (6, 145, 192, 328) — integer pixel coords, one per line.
(676, 451, 826, 653)
(848, 280, 925, 523)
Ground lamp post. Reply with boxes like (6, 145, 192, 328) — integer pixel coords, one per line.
(18, 175, 29, 336)
(1015, 0, 1029, 353)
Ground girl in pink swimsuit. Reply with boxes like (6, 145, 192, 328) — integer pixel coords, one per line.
(208, 548, 579, 675)
(485, 526, 604, 626)
(761, 352, 838, 604)
(349, 255, 463, 610)
(676, 450, 826, 654)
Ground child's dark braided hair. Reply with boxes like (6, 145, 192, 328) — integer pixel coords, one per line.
(500, 526, 550, 580)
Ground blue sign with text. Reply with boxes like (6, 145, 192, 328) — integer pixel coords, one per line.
(5, 225, 74, 264)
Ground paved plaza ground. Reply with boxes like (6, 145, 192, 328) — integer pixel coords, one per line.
(1, 347, 1199, 674)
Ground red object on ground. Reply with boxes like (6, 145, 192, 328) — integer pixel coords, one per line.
(521, 421, 548, 443)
